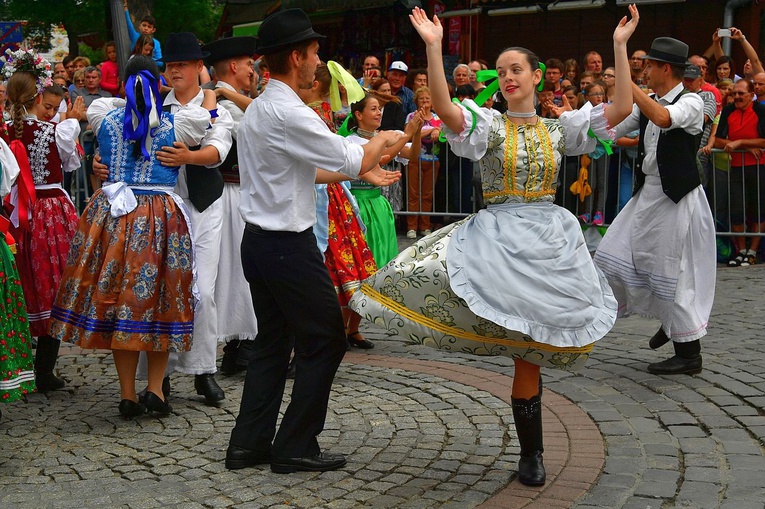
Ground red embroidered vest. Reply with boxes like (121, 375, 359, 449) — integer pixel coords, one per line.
(1, 119, 64, 185)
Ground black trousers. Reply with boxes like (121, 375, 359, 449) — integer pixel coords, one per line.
(229, 225, 346, 458)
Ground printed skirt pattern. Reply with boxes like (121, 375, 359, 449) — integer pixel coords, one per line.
(10, 190, 78, 336)
(325, 182, 377, 306)
(50, 190, 194, 352)
(0, 234, 36, 402)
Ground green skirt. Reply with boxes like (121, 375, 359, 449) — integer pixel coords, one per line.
(350, 188, 398, 268)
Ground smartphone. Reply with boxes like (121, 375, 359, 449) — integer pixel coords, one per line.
(718, 28, 732, 37)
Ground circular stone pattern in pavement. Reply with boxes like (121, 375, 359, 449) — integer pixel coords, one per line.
(1, 351, 604, 508)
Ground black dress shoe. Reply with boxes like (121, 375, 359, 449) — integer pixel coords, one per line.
(118, 399, 146, 420)
(648, 328, 671, 349)
(144, 391, 172, 415)
(647, 355, 702, 375)
(220, 351, 245, 375)
(195, 374, 225, 403)
(225, 445, 272, 470)
(271, 452, 347, 473)
(347, 332, 374, 350)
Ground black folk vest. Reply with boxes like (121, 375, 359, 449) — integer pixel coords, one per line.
(162, 100, 225, 213)
(634, 89, 702, 204)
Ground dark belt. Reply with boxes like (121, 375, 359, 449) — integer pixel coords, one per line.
(245, 223, 311, 237)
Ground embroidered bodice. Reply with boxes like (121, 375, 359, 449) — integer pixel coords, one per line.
(1, 119, 64, 185)
(98, 109, 178, 186)
(480, 116, 565, 205)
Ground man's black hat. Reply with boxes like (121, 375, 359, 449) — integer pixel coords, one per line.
(642, 37, 690, 67)
(164, 32, 210, 63)
(255, 9, 325, 55)
(202, 37, 258, 65)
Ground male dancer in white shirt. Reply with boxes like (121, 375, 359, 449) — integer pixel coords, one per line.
(225, 9, 403, 473)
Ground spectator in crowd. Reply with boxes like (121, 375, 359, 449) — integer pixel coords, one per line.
(387, 60, 416, 116)
(372, 78, 405, 131)
(123, 0, 163, 67)
(452, 63, 470, 88)
(579, 81, 608, 226)
(68, 56, 90, 97)
(602, 66, 616, 101)
(54, 61, 66, 76)
(714, 78, 765, 267)
(690, 55, 723, 114)
(630, 49, 647, 85)
(448, 84, 477, 214)
(71, 66, 112, 193)
(683, 65, 716, 187)
(405, 85, 441, 239)
(406, 68, 428, 92)
(62, 55, 75, 84)
(357, 54, 382, 87)
(467, 60, 482, 88)
(562, 84, 582, 109)
(715, 56, 739, 83)
(535, 81, 556, 119)
(753, 72, 765, 102)
(717, 78, 735, 106)
(564, 58, 580, 86)
(584, 50, 603, 76)
(545, 58, 565, 106)
(131, 34, 155, 59)
(100, 41, 120, 97)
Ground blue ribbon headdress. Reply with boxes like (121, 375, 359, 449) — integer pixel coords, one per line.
(123, 70, 163, 159)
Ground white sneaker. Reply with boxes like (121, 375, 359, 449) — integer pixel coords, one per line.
(422, 229, 432, 236)
(406, 230, 417, 239)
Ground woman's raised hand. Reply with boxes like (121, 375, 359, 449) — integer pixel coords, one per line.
(613, 4, 639, 45)
(409, 7, 443, 46)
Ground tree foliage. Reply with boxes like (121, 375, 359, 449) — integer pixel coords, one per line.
(0, 0, 223, 56)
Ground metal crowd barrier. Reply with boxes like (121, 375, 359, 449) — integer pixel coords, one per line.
(389, 142, 765, 241)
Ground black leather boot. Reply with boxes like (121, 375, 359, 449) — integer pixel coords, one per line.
(648, 327, 670, 349)
(195, 373, 225, 403)
(647, 339, 702, 375)
(220, 340, 243, 375)
(511, 392, 546, 486)
(34, 336, 66, 392)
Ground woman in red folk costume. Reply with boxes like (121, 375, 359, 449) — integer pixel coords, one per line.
(0, 49, 83, 392)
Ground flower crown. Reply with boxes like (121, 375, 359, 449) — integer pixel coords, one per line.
(0, 48, 53, 94)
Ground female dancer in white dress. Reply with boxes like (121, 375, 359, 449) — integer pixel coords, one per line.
(350, 5, 640, 486)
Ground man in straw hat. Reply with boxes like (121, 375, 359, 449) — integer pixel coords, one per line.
(225, 9, 404, 473)
(594, 37, 715, 375)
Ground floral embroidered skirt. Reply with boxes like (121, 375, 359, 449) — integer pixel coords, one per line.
(325, 182, 377, 306)
(349, 187, 398, 268)
(0, 233, 36, 402)
(10, 190, 78, 336)
(349, 203, 618, 371)
(50, 190, 194, 352)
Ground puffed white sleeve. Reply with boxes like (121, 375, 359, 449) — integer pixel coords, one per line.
(173, 104, 213, 147)
(559, 102, 603, 156)
(87, 97, 126, 136)
(442, 99, 497, 161)
(54, 118, 83, 173)
(199, 106, 233, 168)
(0, 137, 21, 198)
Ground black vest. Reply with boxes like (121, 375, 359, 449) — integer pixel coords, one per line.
(634, 89, 702, 204)
(162, 101, 224, 213)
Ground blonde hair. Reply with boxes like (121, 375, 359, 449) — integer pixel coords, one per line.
(413, 85, 432, 107)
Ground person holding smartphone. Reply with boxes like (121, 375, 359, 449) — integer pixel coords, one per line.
(704, 27, 764, 83)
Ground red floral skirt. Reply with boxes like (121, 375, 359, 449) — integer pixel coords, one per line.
(50, 190, 194, 352)
(324, 183, 377, 306)
(10, 189, 78, 337)
(0, 233, 36, 402)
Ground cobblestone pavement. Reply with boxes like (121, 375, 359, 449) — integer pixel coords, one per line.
(1, 264, 764, 509)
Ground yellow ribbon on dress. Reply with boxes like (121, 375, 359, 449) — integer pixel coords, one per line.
(326, 60, 365, 113)
(570, 154, 592, 202)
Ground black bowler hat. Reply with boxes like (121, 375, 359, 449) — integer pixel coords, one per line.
(202, 36, 258, 65)
(164, 32, 210, 63)
(642, 37, 690, 67)
(255, 9, 325, 55)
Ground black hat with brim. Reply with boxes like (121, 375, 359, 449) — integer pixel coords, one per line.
(202, 36, 258, 65)
(642, 37, 690, 67)
(255, 9, 325, 55)
(164, 32, 210, 63)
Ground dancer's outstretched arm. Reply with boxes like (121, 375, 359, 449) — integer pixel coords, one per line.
(605, 3, 639, 127)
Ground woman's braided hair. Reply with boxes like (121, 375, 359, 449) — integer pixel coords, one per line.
(6, 71, 38, 140)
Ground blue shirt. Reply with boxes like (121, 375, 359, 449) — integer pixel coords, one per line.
(125, 10, 163, 66)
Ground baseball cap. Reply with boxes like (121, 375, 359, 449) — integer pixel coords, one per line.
(683, 64, 701, 79)
(388, 61, 408, 73)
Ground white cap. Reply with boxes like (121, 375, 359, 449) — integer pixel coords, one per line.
(388, 61, 408, 73)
